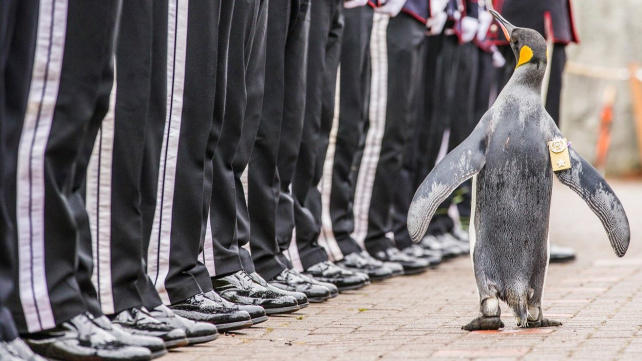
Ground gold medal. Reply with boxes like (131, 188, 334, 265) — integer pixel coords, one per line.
(548, 138, 571, 172)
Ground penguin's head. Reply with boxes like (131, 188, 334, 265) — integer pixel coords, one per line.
(490, 10, 547, 70)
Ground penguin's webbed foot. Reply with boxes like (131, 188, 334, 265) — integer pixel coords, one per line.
(526, 318, 562, 328)
(462, 317, 505, 331)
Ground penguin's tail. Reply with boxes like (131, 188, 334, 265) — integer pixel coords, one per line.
(506, 287, 534, 327)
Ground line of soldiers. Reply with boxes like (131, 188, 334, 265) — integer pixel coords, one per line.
(0, 0, 578, 360)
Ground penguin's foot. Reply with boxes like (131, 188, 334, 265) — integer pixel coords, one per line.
(526, 318, 562, 328)
(461, 317, 504, 331)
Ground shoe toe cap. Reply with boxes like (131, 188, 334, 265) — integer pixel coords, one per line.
(238, 304, 267, 319)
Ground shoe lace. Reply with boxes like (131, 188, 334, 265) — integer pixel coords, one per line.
(237, 271, 255, 290)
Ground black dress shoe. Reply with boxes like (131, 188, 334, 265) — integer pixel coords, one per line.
(549, 244, 576, 263)
(336, 252, 394, 282)
(169, 293, 253, 332)
(22, 314, 152, 361)
(357, 251, 404, 276)
(420, 234, 460, 259)
(269, 269, 331, 303)
(303, 261, 368, 292)
(91, 315, 167, 358)
(1, 340, 28, 361)
(401, 245, 442, 268)
(4, 338, 45, 361)
(212, 271, 301, 315)
(247, 272, 309, 308)
(202, 291, 268, 325)
(371, 248, 428, 275)
(148, 305, 218, 345)
(289, 269, 339, 298)
(441, 232, 470, 255)
(110, 308, 188, 349)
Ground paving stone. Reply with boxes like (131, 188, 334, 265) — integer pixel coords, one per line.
(161, 181, 642, 361)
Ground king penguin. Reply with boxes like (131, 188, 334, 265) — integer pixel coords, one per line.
(407, 10, 630, 330)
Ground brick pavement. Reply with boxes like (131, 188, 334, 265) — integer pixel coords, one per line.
(164, 180, 642, 361)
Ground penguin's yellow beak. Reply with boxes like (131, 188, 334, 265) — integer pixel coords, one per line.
(489, 10, 515, 41)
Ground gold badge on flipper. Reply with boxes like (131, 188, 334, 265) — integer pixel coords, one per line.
(548, 138, 571, 172)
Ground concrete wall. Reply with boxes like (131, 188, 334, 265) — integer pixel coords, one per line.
(561, 0, 642, 175)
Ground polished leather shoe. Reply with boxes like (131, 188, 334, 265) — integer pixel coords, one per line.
(5, 338, 46, 361)
(1, 340, 28, 361)
(420, 234, 460, 259)
(289, 268, 339, 298)
(202, 291, 268, 325)
(169, 293, 253, 332)
(148, 305, 218, 345)
(23, 314, 152, 361)
(303, 261, 368, 292)
(336, 252, 393, 282)
(92, 315, 167, 358)
(246, 272, 309, 309)
(212, 271, 301, 315)
(401, 245, 442, 268)
(549, 244, 576, 263)
(371, 248, 428, 275)
(441, 232, 470, 255)
(269, 269, 331, 303)
(111, 308, 188, 349)
(357, 251, 404, 277)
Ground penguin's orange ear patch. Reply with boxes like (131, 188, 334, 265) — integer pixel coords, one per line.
(516, 46, 533, 68)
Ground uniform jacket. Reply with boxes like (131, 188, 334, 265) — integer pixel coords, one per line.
(401, 0, 430, 24)
(490, 0, 579, 45)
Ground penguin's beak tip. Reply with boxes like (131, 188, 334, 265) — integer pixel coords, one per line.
(489, 10, 514, 41)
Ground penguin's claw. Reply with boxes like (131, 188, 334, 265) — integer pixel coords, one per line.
(462, 317, 505, 331)
(526, 318, 562, 328)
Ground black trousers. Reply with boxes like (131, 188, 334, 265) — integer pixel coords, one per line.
(249, 0, 311, 281)
(425, 35, 479, 234)
(0, 0, 24, 341)
(204, 0, 267, 278)
(141, 0, 221, 305)
(391, 35, 438, 250)
(290, 0, 344, 270)
(496, 43, 566, 125)
(352, 13, 426, 255)
(319, 5, 374, 259)
(6, 0, 120, 333)
(83, 0, 168, 316)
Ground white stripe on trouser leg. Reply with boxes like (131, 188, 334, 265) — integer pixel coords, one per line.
(241, 168, 252, 254)
(200, 212, 216, 276)
(147, 0, 189, 305)
(318, 69, 344, 261)
(16, 0, 68, 333)
(86, 64, 117, 315)
(287, 230, 304, 272)
(351, 13, 389, 248)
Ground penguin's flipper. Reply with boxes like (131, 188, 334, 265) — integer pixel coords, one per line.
(554, 147, 630, 257)
(407, 126, 487, 243)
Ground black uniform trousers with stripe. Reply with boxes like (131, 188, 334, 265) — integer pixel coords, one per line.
(324, 5, 374, 257)
(360, 13, 426, 255)
(248, 0, 311, 281)
(80, 0, 167, 316)
(422, 35, 479, 236)
(391, 35, 439, 250)
(5, 0, 120, 333)
(206, 0, 267, 277)
(0, 0, 25, 342)
(140, 0, 221, 305)
(291, 0, 344, 270)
